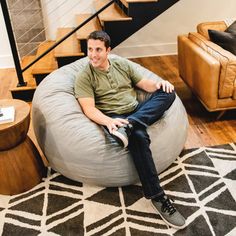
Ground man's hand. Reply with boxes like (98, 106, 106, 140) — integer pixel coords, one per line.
(106, 118, 129, 134)
(156, 80, 174, 93)
(136, 78, 174, 93)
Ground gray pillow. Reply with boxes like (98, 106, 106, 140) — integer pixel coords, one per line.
(208, 21, 236, 55)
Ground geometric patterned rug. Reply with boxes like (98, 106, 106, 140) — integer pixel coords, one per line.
(0, 143, 236, 236)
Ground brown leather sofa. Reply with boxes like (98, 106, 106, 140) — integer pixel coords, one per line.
(178, 21, 236, 115)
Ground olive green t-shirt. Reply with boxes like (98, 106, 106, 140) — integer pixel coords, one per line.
(74, 57, 143, 115)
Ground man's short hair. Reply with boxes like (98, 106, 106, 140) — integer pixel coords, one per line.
(88, 30, 111, 49)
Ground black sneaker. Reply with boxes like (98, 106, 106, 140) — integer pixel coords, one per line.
(110, 124, 133, 148)
(151, 196, 186, 229)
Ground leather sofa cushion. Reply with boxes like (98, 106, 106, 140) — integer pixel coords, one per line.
(189, 32, 236, 99)
(197, 21, 227, 40)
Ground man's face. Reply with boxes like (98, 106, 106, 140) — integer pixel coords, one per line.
(87, 39, 111, 70)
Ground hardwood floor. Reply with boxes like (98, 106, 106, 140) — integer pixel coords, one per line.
(131, 55, 236, 149)
(0, 55, 235, 150)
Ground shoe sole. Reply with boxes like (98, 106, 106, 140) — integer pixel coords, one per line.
(111, 130, 128, 148)
(151, 201, 186, 230)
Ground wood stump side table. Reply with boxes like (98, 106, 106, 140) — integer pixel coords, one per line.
(0, 99, 46, 195)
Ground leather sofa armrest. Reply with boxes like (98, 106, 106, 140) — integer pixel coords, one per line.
(233, 80, 236, 99)
(178, 35, 220, 111)
(197, 21, 227, 40)
(189, 32, 236, 99)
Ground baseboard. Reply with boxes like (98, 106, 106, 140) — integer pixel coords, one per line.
(112, 42, 177, 58)
(0, 54, 14, 68)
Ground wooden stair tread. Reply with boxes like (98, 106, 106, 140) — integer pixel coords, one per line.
(10, 55, 36, 92)
(94, 0, 132, 24)
(32, 41, 58, 75)
(76, 14, 102, 40)
(120, 0, 158, 8)
(54, 27, 84, 57)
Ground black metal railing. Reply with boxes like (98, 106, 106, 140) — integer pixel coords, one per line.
(1, 0, 26, 86)
(1, 0, 115, 86)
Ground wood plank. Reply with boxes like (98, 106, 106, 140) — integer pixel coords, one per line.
(31, 41, 58, 75)
(54, 27, 84, 57)
(120, 0, 158, 8)
(76, 14, 102, 40)
(94, 0, 132, 25)
(0, 68, 16, 99)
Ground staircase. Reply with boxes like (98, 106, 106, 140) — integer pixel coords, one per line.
(10, 0, 179, 101)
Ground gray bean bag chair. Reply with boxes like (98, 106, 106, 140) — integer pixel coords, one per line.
(32, 54, 188, 186)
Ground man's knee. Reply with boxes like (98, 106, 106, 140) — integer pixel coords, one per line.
(153, 89, 176, 106)
(167, 91, 176, 105)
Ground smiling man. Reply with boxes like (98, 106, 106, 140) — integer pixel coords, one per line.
(74, 30, 186, 229)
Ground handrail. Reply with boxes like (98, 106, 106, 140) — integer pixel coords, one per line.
(22, 0, 115, 73)
(1, 0, 115, 86)
(1, 0, 26, 86)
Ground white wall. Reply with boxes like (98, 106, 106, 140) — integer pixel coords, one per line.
(0, 6, 14, 68)
(1, 0, 236, 68)
(41, 0, 94, 40)
(112, 0, 236, 58)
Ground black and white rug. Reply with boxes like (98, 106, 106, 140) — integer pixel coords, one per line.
(0, 143, 236, 236)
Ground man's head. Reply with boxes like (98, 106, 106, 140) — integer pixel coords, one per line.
(88, 30, 111, 49)
(87, 31, 111, 70)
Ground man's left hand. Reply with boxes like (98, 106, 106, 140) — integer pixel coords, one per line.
(156, 80, 174, 93)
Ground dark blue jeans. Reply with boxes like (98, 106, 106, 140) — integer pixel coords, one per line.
(111, 89, 176, 199)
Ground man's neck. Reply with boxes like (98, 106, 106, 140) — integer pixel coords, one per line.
(92, 59, 110, 72)
(101, 59, 110, 71)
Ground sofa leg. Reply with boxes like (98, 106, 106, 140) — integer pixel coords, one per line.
(216, 110, 226, 120)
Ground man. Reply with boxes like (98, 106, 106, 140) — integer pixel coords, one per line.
(74, 30, 186, 229)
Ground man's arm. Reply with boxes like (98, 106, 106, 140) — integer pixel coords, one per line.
(136, 78, 174, 93)
(78, 97, 128, 133)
